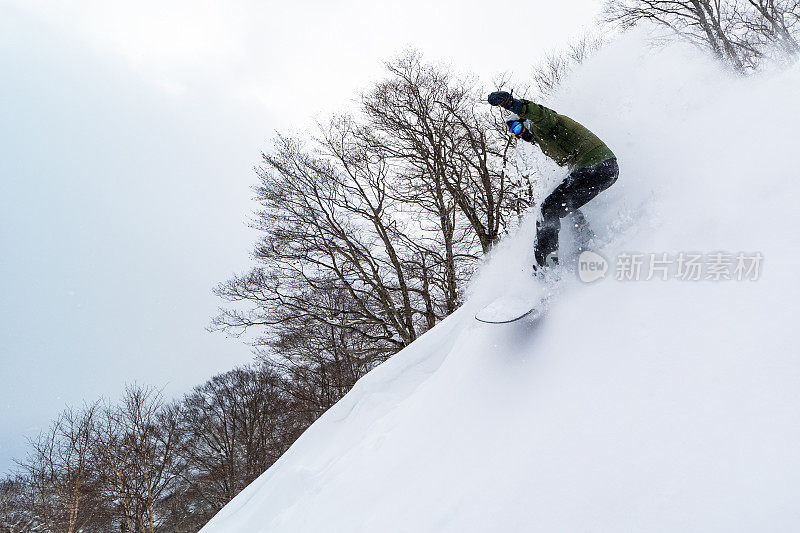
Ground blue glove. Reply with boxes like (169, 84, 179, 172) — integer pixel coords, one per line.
(488, 91, 523, 114)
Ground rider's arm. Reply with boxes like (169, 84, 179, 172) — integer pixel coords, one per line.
(519, 100, 559, 131)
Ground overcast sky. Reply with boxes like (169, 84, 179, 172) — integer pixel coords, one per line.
(0, 0, 603, 472)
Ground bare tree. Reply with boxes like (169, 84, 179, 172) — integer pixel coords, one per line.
(604, 0, 800, 70)
(211, 131, 432, 416)
(212, 51, 532, 421)
(213, 132, 430, 346)
(741, 0, 800, 61)
(361, 51, 485, 306)
(4, 369, 317, 533)
(176, 365, 303, 520)
(366, 52, 519, 256)
(17, 403, 107, 532)
(94, 385, 183, 532)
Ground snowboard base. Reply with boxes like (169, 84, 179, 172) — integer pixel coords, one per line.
(474, 291, 549, 324)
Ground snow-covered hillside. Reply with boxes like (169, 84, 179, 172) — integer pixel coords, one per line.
(201, 34, 800, 532)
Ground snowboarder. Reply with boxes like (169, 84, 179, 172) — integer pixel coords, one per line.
(488, 91, 619, 270)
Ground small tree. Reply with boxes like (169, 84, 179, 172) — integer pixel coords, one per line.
(532, 33, 606, 96)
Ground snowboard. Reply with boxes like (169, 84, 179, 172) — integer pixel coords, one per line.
(475, 209, 591, 324)
(474, 281, 551, 324)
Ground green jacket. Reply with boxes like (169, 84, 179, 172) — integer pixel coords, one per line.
(518, 99, 615, 169)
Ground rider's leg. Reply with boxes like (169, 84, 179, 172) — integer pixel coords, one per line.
(534, 158, 618, 267)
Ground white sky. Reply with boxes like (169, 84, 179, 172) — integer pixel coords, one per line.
(0, 0, 603, 472)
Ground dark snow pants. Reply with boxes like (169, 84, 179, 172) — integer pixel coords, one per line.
(535, 158, 619, 267)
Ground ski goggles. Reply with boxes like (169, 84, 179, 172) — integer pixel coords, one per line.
(508, 120, 526, 138)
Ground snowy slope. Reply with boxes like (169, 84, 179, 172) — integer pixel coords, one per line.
(202, 34, 800, 532)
